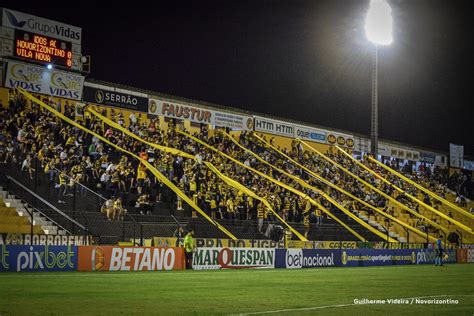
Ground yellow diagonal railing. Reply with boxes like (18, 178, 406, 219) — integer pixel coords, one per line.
(230, 132, 433, 243)
(295, 139, 451, 237)
(87, 108, 306, 241)
(336, 145, 473, 235)
(87, 107, 195, 159)
(226, 132, 399, 242)
(203, 162, 306, 241)
(18, 89, 237, 240)
(252, 134, 444, 244)
(368, 156, 474, 220)
(177, 129, 366, 241)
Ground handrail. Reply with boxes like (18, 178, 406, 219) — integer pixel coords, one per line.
(50, 167, 143, 239)
(26, 204, 71, 235)
(50, 166, 107, 202)
(6, 175, 87, 232)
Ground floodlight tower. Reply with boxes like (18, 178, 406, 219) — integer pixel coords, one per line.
(365, 0, 393, 155)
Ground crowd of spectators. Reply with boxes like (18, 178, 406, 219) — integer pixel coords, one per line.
(0, 90, 470, 240)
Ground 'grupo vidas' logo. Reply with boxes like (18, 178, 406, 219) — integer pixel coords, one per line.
(5, 9, 81, 42)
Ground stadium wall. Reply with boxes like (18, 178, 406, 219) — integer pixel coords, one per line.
(1, 245, 471, 272)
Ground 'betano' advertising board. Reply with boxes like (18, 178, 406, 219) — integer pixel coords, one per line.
(77, 246, 185, 272)
(192, 247, 275, 270)
(5, 61, 84, 100)
(0, 245, 77, 272)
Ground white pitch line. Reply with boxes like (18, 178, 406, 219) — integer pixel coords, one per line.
(231, 294, 474, 315)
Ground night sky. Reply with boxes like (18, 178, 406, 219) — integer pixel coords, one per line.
(3, 0, 473, 155)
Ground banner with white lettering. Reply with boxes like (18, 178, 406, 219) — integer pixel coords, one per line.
(0, 233, 89, 246)
(5, 60, 84, 100)
(77, 246, 185, 271)
(253, 116, 294, 137)
(2, 8, 82, 45)
(148, 98, 253, 130)
(83, 85, 148, 112)
(294, 125, 326, 143)
(449, 143, 464, 168)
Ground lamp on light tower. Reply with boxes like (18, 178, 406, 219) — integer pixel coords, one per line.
(365, 0, 393, 156)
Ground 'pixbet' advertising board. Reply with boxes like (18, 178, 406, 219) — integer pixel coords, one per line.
(415, 249, 456, 264)
(77, 246, 185, 272)
(192, 247, 275, 270)
(0, 245, 77, 272)
(148, 98, 253, 130)
(5, 60, 84, 100)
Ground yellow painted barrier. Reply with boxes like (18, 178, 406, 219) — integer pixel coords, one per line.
(177, 129, 366, 242)
(252, 134, 441, 244)
(297, 139, 451, 239)
(87, 107, 195, 159)
(368, 156, 474, 220)
(88, 108, 305, 241)
(336, 145, 473, 235)
(18, 89, 238, 240)
(233, 133, 435, 242)
(229, 132, 397, 242)
(203, 162, 306, 241)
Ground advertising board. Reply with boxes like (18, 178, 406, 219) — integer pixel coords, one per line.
(192, 247, 275, 270)
(77, 246, 185, 272)
(0, 245, 77, 272)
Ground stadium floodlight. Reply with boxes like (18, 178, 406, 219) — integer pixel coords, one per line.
(365, 0, 393, 155)
(365, 0, 393, 46)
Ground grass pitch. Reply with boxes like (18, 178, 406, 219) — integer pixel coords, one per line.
(0, 264, 472, 315)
